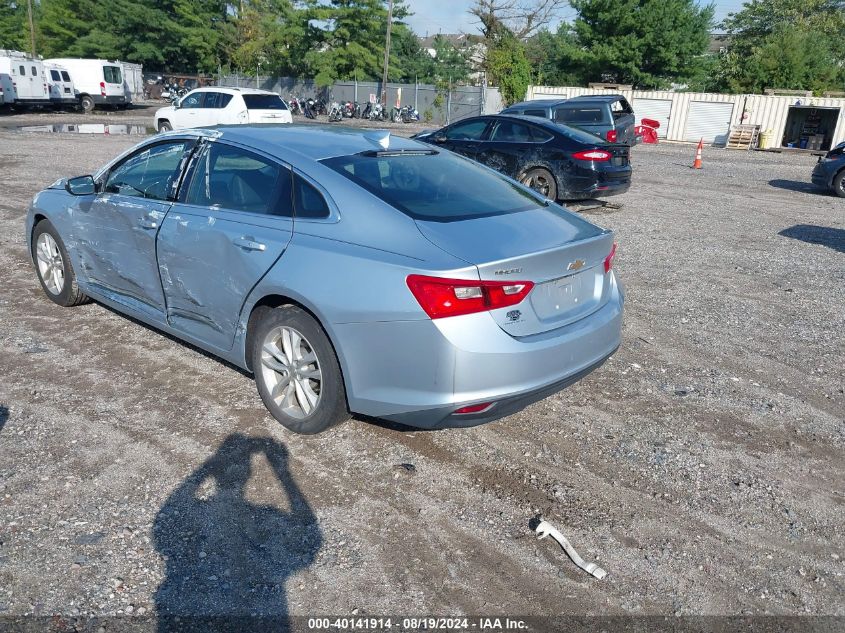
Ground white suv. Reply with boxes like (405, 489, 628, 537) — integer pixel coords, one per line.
(154, 87, 292, 131)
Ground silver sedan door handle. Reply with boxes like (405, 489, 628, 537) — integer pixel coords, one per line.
(139, 218, 158, 229)
(234, 236, 266, 251)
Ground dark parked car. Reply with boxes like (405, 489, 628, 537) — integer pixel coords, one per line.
(812, 141, 845, 197)
(502, 95, 638, 145)
(413, 114, 631, 201)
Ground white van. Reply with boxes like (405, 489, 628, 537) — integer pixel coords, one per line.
(43, 58, 129, 112)
(0, 50, 50, 107)
(45, 63, 77, 108)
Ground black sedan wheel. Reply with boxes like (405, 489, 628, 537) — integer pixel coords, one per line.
(521, 168, 557, 201)
(833, 170, 845, 198)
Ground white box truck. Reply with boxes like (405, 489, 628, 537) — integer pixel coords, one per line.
(43, 58, 130, 112)
(0, 50, 51, 108)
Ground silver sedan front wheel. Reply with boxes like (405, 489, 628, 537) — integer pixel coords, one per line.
(36, 232, 65, 295)
(31, 220, 89, 307)
(260, 326, 323, 420)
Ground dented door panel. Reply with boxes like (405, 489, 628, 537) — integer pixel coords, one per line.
(76, 193, 171, 318)
(156, 205, 293, 351)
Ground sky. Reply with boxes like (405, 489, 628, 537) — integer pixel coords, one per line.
(404, 0, 747, 38)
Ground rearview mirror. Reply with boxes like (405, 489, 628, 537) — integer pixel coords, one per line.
(65, 175, 96, 196)
(432, 134, 447, 143)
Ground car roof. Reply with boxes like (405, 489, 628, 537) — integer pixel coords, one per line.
(187, 87, 278, 96)
(506, 95, 626, 109)
(452, 113, 560, 130)
(165, 124, 428, 162)
(566, 94, 625, 102)
(506, 99, 568, 108)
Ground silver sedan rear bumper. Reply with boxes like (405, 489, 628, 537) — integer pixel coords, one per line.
(335, 276, 624, 429)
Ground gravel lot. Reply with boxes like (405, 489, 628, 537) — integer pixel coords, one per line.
(0, 106, 843, 627)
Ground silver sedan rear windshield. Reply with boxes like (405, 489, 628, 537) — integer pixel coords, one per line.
(321, 150, 544, 221)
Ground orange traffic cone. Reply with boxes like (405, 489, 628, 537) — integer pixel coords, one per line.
(692, 138, 703, 169)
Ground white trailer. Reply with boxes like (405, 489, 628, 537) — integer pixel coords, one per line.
(43, 57, 130, 112)
(122, 62, 144, 101)
(0, 50, 51, 108)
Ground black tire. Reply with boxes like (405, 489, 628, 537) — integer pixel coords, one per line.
(251, 305, 349, 435)
(833, 170, 845, 198)
(31, 220, 89, 307)
(158, 120, 172, 132)
(520, 167, 558, 201)
(80, 94, 95, 113)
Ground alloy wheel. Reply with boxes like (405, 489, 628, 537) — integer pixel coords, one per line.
(260, 326, 322, 419)
(522, 172, 552, 197)
(35, 232, 65, 295)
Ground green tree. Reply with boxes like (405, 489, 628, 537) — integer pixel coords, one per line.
(525, 26, 584, 86)
(0, 0, 31, 51)
(173, 0, 234, 73)
(569, 0, 715, 89)
(304, 0, 411, 86)
(229, 0, 311, 77)
(487, 30, 532, 104)
(412, 34, 473, 86)
(721, 0, 845, 45)
(37, 0, 100, 57)
(718, 0, 845, 93)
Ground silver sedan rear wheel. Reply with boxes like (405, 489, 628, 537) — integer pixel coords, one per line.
(35, 232, 65, 295)
(251, 305, 348, 434)
(260, 326, 323, 420)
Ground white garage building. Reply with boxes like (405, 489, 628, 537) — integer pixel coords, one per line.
(526, 85, 845, 151)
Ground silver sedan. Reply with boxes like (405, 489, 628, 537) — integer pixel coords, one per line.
(25, 125, 623, 434)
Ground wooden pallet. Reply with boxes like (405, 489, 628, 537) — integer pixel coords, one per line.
(726, 124, 760, 150)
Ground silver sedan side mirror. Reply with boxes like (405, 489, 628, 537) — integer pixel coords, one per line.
(65, 175, 96, 196)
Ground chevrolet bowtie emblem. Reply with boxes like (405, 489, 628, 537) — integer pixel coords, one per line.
(567, 259, 586, 271)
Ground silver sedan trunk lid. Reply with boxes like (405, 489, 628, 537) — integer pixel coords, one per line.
(415, 207, 616, 337)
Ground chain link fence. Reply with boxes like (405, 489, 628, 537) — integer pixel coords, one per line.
(217, 74, 503, 125)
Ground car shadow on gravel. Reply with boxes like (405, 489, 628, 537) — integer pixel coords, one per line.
(769, 179, 833, 196)
(779, 224, 845, 253)
(153, 433, 321, 632)
(0, 405, 7, 431)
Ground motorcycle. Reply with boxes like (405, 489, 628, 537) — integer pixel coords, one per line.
(304, 97, 318, 119)
(288, 95, 302, 115)
(362, 101, 386, 121)
(392, 105, 419, 123)
(162, 83, 187, 104)
(327, 101, 344, 122)
(342, 101, 358, 118)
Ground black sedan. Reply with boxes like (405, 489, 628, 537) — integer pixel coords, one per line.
(811, 141, 845, 197)
(413, 114, 631, 201)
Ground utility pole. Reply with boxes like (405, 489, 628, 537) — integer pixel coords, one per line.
(380, 0, 393, 106)
(26, 0, 36, 56)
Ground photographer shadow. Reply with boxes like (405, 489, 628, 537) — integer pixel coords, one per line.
(154, 433, 321, 632)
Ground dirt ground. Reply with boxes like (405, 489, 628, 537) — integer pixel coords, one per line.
(0, 106, 843, 627)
